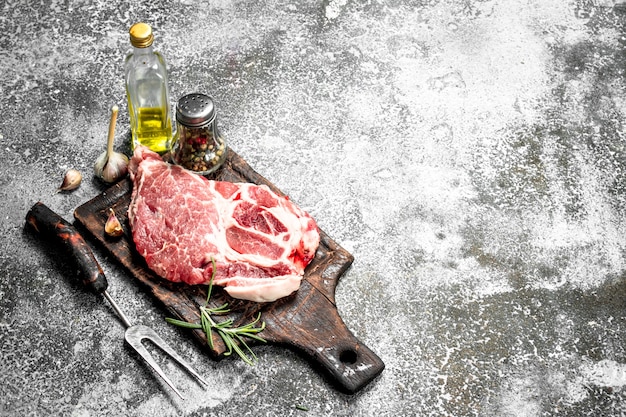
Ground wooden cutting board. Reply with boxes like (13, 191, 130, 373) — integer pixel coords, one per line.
(73, 149, 385, 394)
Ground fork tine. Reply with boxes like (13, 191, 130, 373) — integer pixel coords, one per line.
(126, 325, 210, 388)
(125, 327, 186, 400)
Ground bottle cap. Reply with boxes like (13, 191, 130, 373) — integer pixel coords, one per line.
(176, 93, 216, 127)
(129, 23, 154, 48)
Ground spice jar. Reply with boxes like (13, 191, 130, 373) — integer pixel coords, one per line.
(171, 93, 227, 175)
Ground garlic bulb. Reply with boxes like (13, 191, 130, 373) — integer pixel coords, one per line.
(94, 105, 129, 183)
(105, 208, 124, 237)
(95, 151, 129, 183)
(58, 169, 82, 192)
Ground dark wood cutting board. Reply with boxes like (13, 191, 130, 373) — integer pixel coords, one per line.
(73, 149, 384, 394)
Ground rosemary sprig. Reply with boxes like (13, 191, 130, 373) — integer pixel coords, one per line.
(166, 258, 266, 365)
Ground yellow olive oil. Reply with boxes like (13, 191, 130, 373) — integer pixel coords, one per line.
(130, 106, 172, 153)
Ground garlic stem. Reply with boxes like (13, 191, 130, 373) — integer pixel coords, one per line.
(106, 105, 119, 162)
(94, 104, 128, 183)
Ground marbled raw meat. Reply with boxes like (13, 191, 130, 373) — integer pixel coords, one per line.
(127, 146, 320, 302)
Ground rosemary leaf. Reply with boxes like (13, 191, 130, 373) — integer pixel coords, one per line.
(165, 318, 202, 329)
(229, 335, 256, 365)
(201, 310, 215, 351)
(210, 303, 230, 315)
(219, 329, 234, 356)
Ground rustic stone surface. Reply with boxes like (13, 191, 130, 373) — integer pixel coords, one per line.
(2, 0, 626, 416)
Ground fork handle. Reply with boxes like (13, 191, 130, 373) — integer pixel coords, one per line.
(26, 202, 108, 294)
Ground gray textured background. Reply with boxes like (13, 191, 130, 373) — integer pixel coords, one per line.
(2, 0, 626, 416)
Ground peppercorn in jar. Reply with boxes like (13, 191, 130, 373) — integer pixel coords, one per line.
(171, 93, 226, 175)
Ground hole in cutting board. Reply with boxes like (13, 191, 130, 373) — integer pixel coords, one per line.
(339, 349, 358, 364)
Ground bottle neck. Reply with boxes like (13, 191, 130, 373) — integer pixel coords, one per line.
(132, 44, 154, 56)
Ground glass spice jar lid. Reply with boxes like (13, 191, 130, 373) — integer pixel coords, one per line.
(176, 93, 215, 127)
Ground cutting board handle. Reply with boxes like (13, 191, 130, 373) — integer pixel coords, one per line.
(302, 334, 385, 394)
(267, 283, 385, 394)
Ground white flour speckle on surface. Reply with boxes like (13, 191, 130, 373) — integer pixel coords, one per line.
(325, 0, 348, 20)
(581, 358, 626, 388)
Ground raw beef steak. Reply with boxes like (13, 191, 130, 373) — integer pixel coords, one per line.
(127, 146, 320, 302)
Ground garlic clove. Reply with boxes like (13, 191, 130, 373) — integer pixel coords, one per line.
(105, 208, 124, 237)
(58, 169, 82, 192)
(94, 151, 108, 178)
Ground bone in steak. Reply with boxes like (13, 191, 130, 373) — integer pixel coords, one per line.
(127, 146, 320, 302)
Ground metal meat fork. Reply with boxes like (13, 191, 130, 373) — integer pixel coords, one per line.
(26, 202, 209, 400)
(103, 292, 208, 399)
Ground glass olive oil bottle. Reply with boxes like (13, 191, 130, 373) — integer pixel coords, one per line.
(125, 22, 172, 153)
